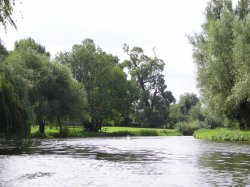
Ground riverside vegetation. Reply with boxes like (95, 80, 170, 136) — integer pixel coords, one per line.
(31, 125, 250, 142)
(1, 0, 250, 141)
(30, 126, 181, 138)
(194, 128, 250, 142)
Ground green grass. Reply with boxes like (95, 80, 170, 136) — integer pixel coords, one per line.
(102, 126, 181, 136)
(30, 125, 181, 138)
(193, 128, 250, 142)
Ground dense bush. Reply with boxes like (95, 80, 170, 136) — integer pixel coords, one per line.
(204, 116, 224, 129)
(175, 120, 207, 136)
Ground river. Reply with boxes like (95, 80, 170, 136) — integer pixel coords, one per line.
(0, 137, 249, 187)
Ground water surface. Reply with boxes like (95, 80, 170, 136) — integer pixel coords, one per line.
(0, 137, 249, 186)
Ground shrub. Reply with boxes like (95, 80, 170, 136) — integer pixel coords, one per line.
(175, 120, 207, 135)
(204, 116, 224, 129)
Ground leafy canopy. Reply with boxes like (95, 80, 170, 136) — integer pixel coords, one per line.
(123, 44, 175, 127)
(190, 0, 250, 129)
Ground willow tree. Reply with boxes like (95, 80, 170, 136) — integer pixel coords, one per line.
(0, 0, 17, 30)
(5, 38, 86, 133)
(0, 1, 32, 138)
(190, 0, 250, 129)
(0, 64, 33, 138)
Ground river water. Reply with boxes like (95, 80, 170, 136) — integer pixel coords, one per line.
(0, 137, 249, 187)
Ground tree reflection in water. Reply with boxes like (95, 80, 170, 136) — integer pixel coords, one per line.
(199, 152, 250, 186)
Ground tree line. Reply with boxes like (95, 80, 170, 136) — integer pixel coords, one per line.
(1, 0, 250, 138)
(0, 37, 179, 137)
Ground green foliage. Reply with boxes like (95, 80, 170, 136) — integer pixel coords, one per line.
(167, 104, 187, 128)
(0, 0, 17, 30)
(235, 0, 250, 19)
(205, 0, 232, 20)
(56, 39, 136, 125)
(5, 38, 86, 132)
(123, 44, 175, 127)
(202, 111, 225, 129)
(190, 0, 250, 129)
(0, 64, 33, 138)
(0, 40, 8, 61)
(14, 38, 51, 57)
(167, 93, 204, 128)
(188, 103, 204, 122)
(179, 93, 200, 115)
(194, 128, 250, 141)
(175, 120, 207, 136)
(36, 62, 86, 123)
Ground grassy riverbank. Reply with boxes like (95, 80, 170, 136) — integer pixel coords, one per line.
(31, 126, 181, 138)
(193, 128, 250, 142)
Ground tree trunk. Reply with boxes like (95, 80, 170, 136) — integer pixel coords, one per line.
(57, 116, 62, 133)
(131, 58, 150, 107)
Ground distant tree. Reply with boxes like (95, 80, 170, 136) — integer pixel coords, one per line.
(167, 93, 203, 128)
(0, 40, 8, 61)
(123, 44, 175, 127)
(179, 93, 200, 115)
(56, 39, 135, 126)
(167, 104, 186, 128)
(188, 102, 204, 122)
(14, 37, 51, 57)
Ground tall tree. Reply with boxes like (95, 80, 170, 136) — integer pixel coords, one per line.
(33, 62, 86, 132)
(14, 37, 51, 57)
(57, 39, 136, 126)
(0, 64, 33, 138)
(0, 1, 34, 138)
(190, 0, 250, 129)
(6, 38, 86, 132)
(123, 44, 175, 127)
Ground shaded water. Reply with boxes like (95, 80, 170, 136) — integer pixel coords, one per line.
(0, 137, 249, 187)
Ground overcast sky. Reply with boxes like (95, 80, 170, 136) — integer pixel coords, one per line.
(1, 0, 212, 100)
